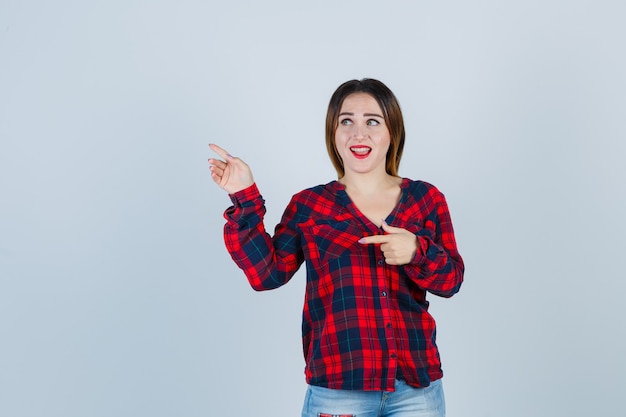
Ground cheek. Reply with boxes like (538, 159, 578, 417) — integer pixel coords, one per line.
(382, 133, 392, 150)
(334, 131, 349, 148)
(332, 137, 344, 160)
(377, 136, 391, 152)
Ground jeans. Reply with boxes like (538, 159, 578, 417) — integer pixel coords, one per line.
(301, 378, 445, 417)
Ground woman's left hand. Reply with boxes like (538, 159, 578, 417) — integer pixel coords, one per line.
(358, 221, 418, 265)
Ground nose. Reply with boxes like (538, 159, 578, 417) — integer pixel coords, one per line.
(353, 123, 366, 139)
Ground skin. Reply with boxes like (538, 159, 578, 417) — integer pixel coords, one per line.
(334, 92, 391, 180)
(208, 143, 254, 194)
(334, 93, 418, 265)
(208, 93, 418, 265)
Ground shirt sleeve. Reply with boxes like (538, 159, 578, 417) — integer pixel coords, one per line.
(402, 190, 464, 298)
(223, 183, 304, 291)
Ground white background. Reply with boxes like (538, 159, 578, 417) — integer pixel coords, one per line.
(1, 1, 625, 416)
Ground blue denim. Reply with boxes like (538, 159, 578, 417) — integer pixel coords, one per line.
(301, 378, 445, 417)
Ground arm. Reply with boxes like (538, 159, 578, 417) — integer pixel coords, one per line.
(359, 191, 464, 298)
(208, 144, 304, 290)
(402, 191, 464, 297)
(223, 184, 304, 291)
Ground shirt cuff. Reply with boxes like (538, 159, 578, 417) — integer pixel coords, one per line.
(229, 183, 261, 205)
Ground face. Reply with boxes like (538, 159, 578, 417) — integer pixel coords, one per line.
(334, 93, 391, 177)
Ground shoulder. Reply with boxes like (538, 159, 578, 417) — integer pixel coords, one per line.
(402, 178, 444, 198)
(284, 180, 341, 214)
(291, 180, 339, 201)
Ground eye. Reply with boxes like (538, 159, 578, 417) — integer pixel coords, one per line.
(340, 118, 353, 126)
(367, 119, 380, 126)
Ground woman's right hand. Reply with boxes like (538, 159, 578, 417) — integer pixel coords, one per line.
(208, 144, 255, 194)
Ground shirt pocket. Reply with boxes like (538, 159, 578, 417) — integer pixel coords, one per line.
(303, 218, 363, 261)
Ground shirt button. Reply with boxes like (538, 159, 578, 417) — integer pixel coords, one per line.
(386, 323, 392, 329)
(390, 353, 397, 359)
(381, 291, 387, 297)
(378, 259, 384, 265)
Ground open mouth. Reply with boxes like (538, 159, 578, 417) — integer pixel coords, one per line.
(350, 146, 372, 159)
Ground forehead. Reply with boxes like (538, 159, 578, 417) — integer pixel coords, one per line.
(340, 93, 382, 113)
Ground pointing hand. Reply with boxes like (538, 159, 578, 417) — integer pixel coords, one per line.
(208, 144, 255, 194)
(358, 221, 418, 265)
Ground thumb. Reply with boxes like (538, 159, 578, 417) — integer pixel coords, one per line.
(381, 220, 404, 234)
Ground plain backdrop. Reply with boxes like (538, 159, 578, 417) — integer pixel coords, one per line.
(1, 1, 625, 416)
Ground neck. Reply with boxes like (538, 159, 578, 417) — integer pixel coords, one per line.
(339, 170, 399, 195)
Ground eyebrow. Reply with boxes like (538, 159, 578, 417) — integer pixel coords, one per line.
(339, 112, 384, 118)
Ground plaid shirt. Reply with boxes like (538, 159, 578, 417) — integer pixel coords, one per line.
(223, 178, 464, 391)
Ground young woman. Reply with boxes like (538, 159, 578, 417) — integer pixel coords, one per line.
(209, 79, 464, 417)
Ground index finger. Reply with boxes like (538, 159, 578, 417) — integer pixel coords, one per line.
(358, 235, 392, 245)
(209, 143, 233, 160)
